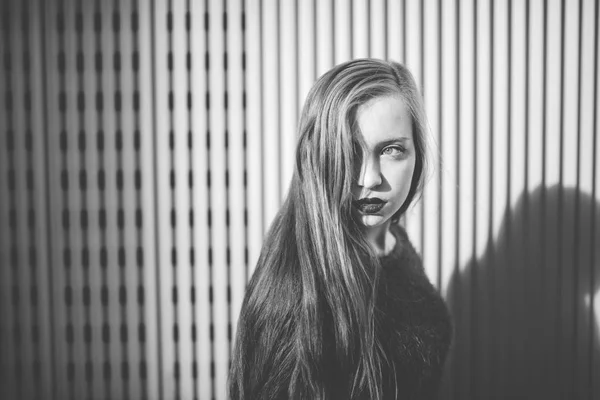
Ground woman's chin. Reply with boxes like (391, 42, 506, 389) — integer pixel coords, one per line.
(359, 213, 390, 228)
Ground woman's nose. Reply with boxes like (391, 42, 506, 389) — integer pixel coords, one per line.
(357, 156, 382, 189)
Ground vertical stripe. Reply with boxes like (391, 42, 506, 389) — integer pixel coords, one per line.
(172, 0, 194, 396)
(245, 0, 263, 274)
(404, 0, 423, 256)
(334, 0, 352, 64)
(146, 0, 163, 397)
(226, 0, 246, 360)
(12, 2, 34, 399)
(261, 0, 281, 221)
(279, 0, 298, 195)
(316, 0, 334, 75)
(188, 0, 212, 396)
(37, 0, 58, 397)
(592, 2, 600, 399)
(65, 2, 84, 397)
(575, 0, 596, 398)
(439, 0, 458, 299)
(495, 0, 511, 391)
(49, 1, 65, 397)
(560, 0, 580, 395)
(387, 0, 404, 62)
(81, 1, 102, 396)
(0, 3, 15, 398)
(102, 0, 123, 396)
(370, 0, 387, 59)
(527, 0, 545, 393)
(544, 0, 563, 391)
(120, 0, 142, 395)
(421, 0, 441, 288)
(474, 0, 493, 396)
(352, 0, 369, 58)
(152, 0, 174, 397)
(207, 1, 230, 397)
(298, 0, 316, 107)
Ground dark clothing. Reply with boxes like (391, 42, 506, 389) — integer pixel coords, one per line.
(375, 224, 452, 399)
(231, 224, 452, 399)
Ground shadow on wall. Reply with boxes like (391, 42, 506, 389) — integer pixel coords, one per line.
(442, 185, 600, 400)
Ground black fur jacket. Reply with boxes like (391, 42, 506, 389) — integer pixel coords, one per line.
(375, 224, 453, 399)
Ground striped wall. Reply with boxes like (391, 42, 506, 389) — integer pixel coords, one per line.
(0, 0, 598, 399)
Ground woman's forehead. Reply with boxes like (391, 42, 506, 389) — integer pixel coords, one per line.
(355, 96, 413, 147)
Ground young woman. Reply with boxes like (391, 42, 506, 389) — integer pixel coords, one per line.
(229, 59, 452, 399)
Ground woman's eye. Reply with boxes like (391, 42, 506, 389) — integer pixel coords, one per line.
(381, 145, 405, 157)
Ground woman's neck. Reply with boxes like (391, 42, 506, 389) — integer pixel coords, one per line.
(364, 222, 396, 257)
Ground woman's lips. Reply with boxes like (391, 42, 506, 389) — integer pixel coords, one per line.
(355, 198, 387, 214)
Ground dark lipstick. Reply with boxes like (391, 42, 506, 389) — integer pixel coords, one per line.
(355, 197, 387, 214)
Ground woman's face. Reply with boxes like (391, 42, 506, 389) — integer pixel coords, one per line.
(352, 95, 416, 230)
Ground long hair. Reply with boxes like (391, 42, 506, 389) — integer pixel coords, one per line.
(229, 59, 430, 399)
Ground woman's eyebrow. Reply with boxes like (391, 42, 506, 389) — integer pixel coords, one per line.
(375, 137, 412, 147)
